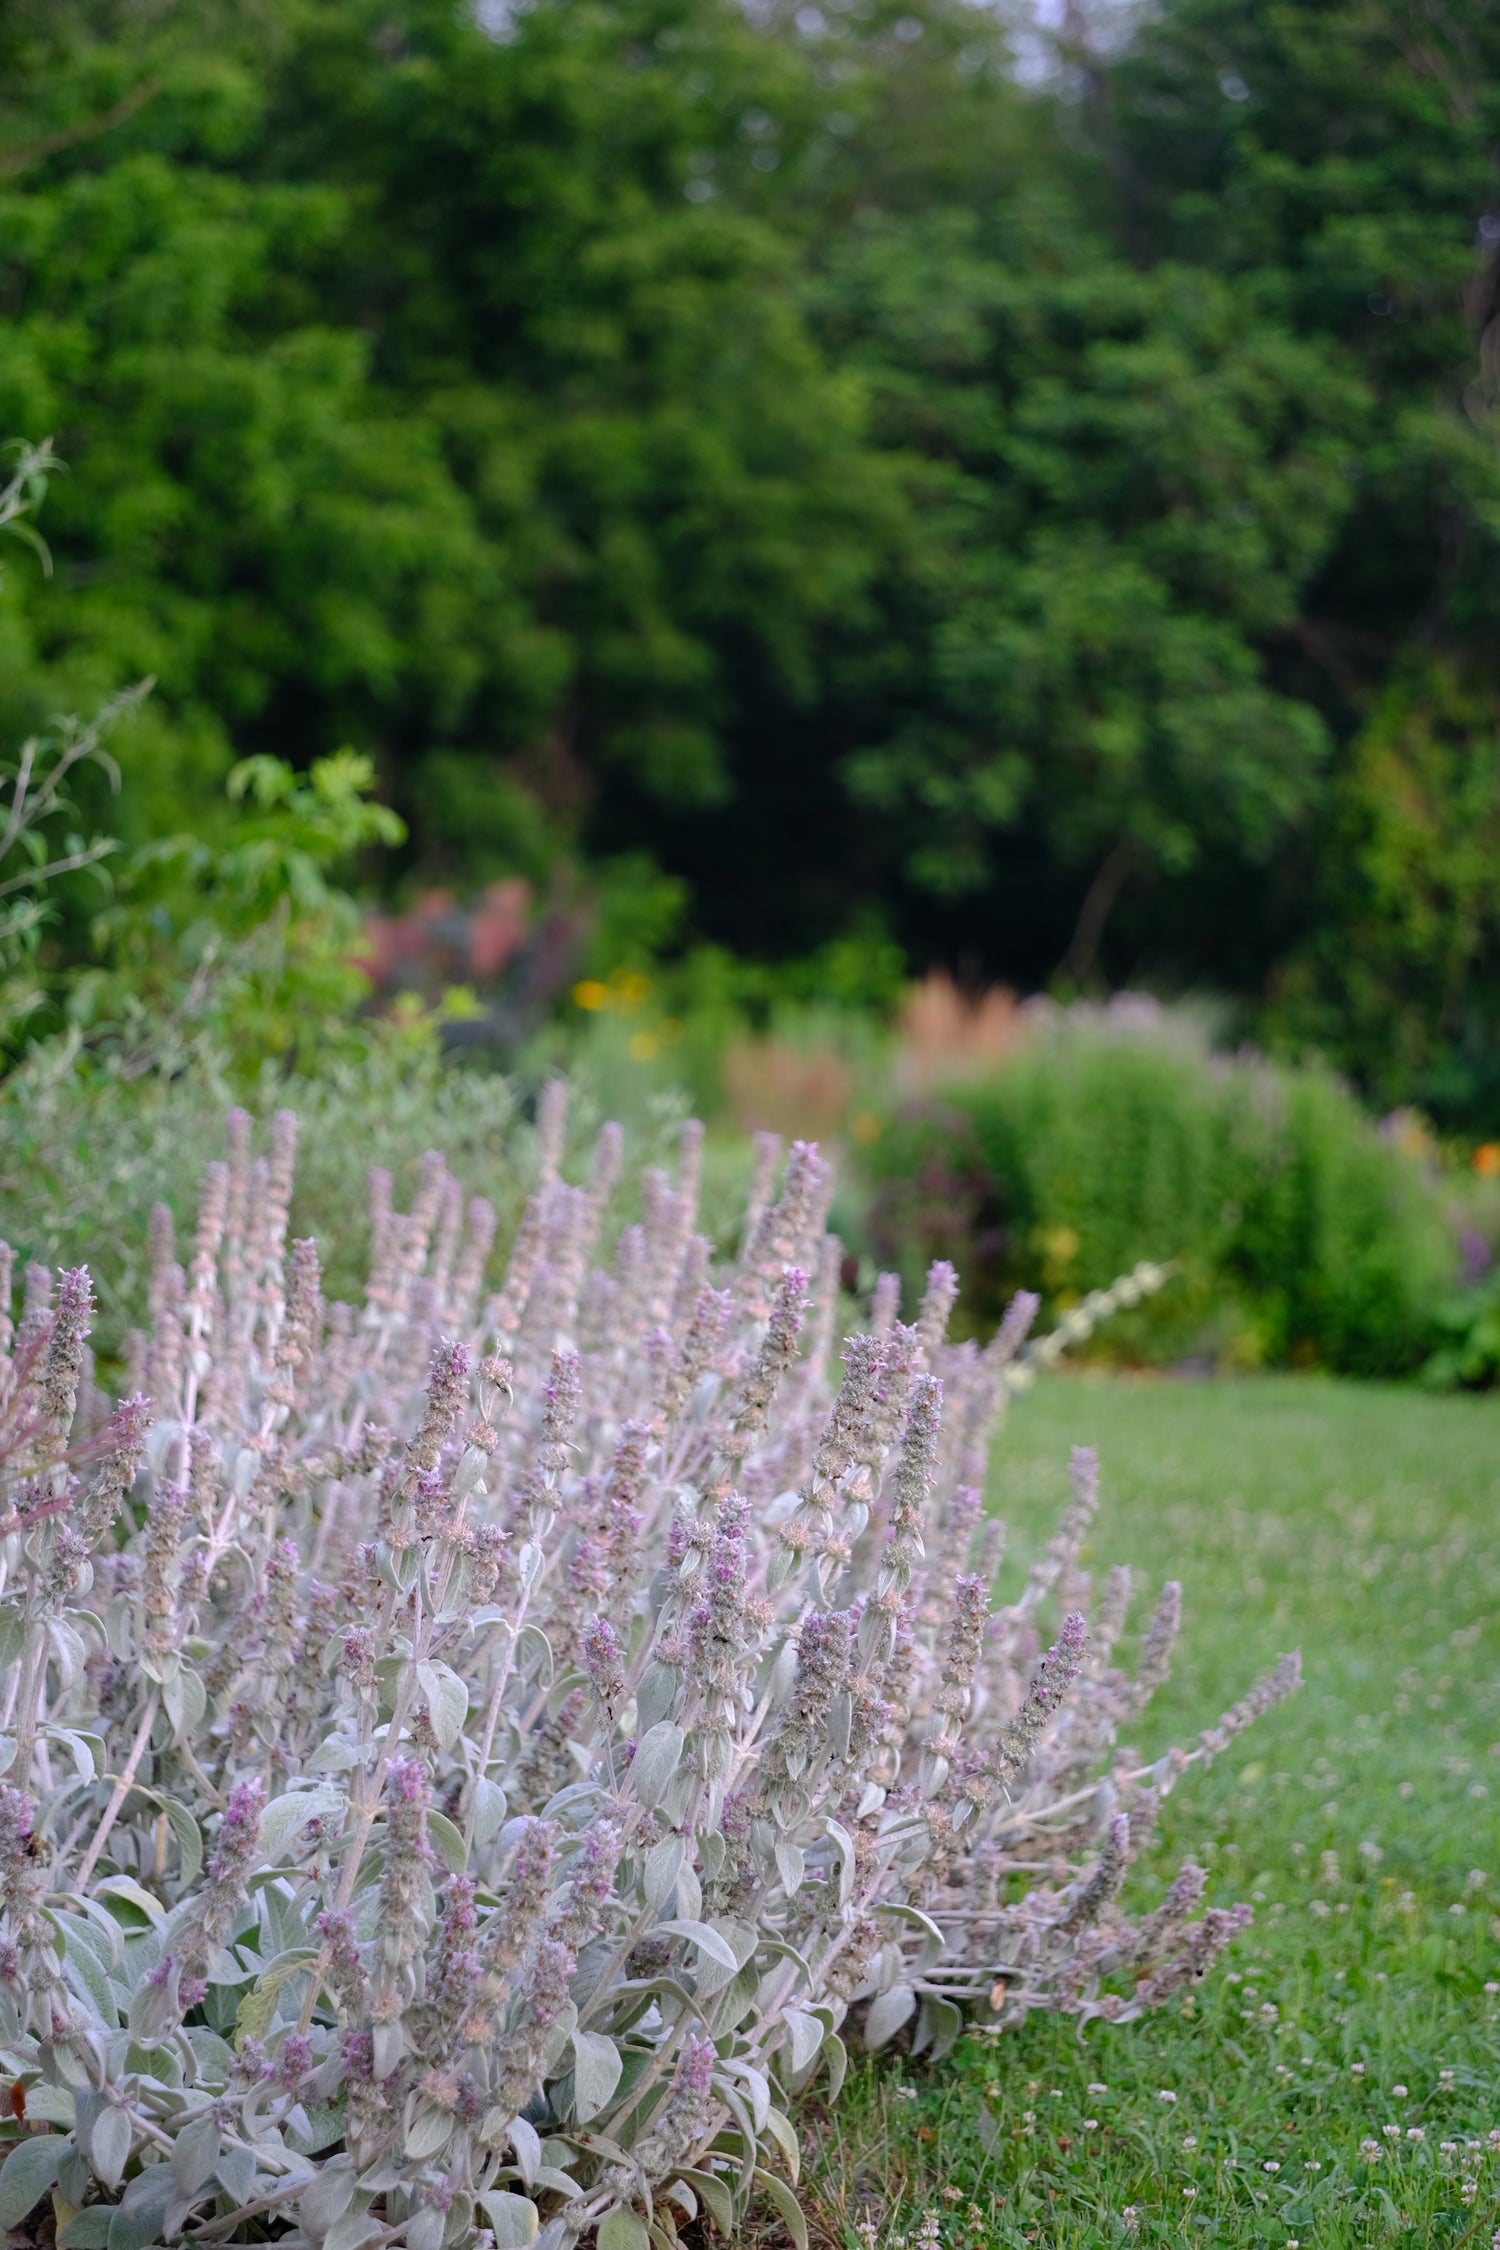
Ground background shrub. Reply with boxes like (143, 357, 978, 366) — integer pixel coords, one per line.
(863, 1008, 1455, 1376)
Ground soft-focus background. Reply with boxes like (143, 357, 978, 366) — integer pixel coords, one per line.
(5, 0, 1500, 1375)
(3, 12, 1500, 2240)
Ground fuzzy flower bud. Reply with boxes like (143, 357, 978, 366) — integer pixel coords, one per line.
(581, 1615, 626, 1710)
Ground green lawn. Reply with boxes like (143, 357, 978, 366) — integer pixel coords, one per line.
(798, 1375, 1500, 2250)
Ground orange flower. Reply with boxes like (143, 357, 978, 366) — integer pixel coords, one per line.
(1474, 1143, 1500, 1177)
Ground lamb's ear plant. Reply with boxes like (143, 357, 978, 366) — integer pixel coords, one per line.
(0, 1092, 1299, 2250)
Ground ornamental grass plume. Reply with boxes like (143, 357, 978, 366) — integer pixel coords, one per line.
(0, 1095, 1299, 2250)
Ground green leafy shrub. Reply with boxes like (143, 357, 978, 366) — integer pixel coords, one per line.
(0, 1094, 1298, 2250)
(863, 1007, 1454, 1376)
(1422, 1271, 1500, 1390)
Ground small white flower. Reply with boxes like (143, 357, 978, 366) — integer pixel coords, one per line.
(1263, 2160, 1280, 2174)
(1157, 2088, 1178, 2103)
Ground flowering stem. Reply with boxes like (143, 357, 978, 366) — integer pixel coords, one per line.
(75, 1691, 159, 1892)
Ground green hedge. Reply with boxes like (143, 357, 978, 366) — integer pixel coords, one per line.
(862, 1019, 1455, 1376)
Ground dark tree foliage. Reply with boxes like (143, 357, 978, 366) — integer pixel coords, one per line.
(2, 0, 1499, 1114)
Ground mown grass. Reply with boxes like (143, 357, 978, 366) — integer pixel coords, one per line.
(796, 1374, 1500, 2250)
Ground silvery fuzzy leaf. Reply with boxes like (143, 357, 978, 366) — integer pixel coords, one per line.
(855, 1781, 885, 1820)
(308, 1738, 364, 1773)
(108, 2162, 174, 2250)
(128, 1971, 180, 2040)
(235, 1948, 320, 2045)
(415, 1659, 469, 1751)
(781, 2008, 824, 2076)
(674, 1860, 702, 1923)
(766, 1543, 795, 1596)
(541, 2001, 578, 2077)
(426, 1809, 469, 1873)
(473, 1774, 509, 1846)
(661, 1764, 696, 1828)
(763, 1640, 797, 1713)
(662, 2180, 697, 2221)
(170, 2111, 221, 2198)
(676, 2168, 735, 2235)
(597, 2209, 648, 2250)
(856, 1602, 890, 1665)
(47, 1618, 88, 1690)
(720, 2058, 769, 2133)
(644, 1834, 683, 1911)
(863, 1983, 916, 2051)
(629, 1721, 683, 1811)
(518, 1542, 544, 1593)
(634, 1662, 679, 1735)
(0, 2132, 66, 2226)
(532, 2166, 582, 2197)
(0, 1607, 23, 1669)
(911, 1994, 963, 2062)
(355, 2154, 406, 2193)
(755, 2167, 808, 2250)
(215, 2141, 257, 2204)
(570, 2028, 623, 2122)
(23, 2082, 77, 2127)
(842, 1500, 869, 1543)
(450, 1443, 491, 1505)
(493, 1814, 535, 1862)
(696, 1829, 726, 1881)
(163, 1664, 208, 1739)
(546, 1667, 588, 1719)
(918, 1749, 949, 1799)
(323, 2213, 384, 2250)
(821, 2030, 848, 2101)
(774, 1840, 805, 1897)
(90, 2103, 133, 2190)
(508, 2114, 542, 2187)
(874, 1901, 945, 1954)
(719, 1960, 760, 2030)
(258, 1789, 346, 1868)
(404, 2103, 455, 2162)
(58, 1926, 116, 2029)
(58, 2211, 113, 2249)
(58, 2142, 92, 2209)
(371, 2019, 406, 2082)
(826, 1691, 852, 1762)
(146, 1420, 183, 1478)
(44, 1726, 100, 1782)
(871, 1941, 906, 1994)
(655, 1919, 738, 1972)
(407, 2205, 447, 2250)
(823, 1819, 855, 1908)
(288, 2094, 347, 2153)
(477, 2189, 540, 2247)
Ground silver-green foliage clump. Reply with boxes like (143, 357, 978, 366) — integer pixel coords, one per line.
(0, 1088, 1298, 2250)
